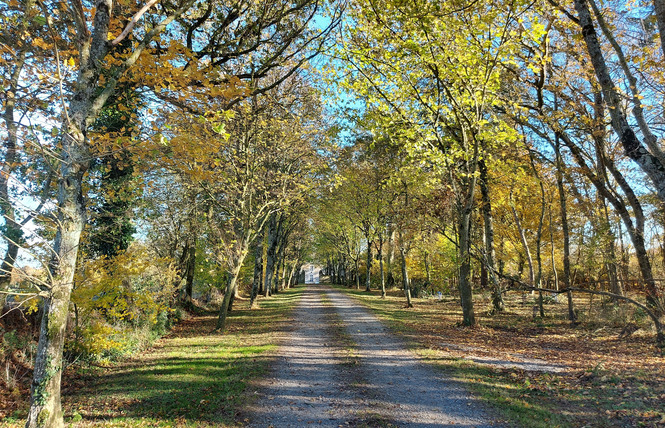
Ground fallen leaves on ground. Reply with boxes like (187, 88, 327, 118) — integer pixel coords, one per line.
(341, 287, 665, 428)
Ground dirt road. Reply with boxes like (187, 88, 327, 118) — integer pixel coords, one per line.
(247, 284, 501, 427)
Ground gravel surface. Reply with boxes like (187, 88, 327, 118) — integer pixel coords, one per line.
(248, 284, 502, 427)
(247, 285, 359, 427)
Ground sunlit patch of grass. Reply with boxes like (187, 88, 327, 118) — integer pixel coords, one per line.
(0, 287, 304, 428)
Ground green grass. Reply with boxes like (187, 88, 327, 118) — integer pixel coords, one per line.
(334, 284, 665, 427)
(331, 285, 575, 427)
(444, 356, 571, 428)
(1, 287, 304, 428)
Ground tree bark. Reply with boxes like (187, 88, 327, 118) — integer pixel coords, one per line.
(273, 228, 287, 292)
(548, 206, 559, 292)
(479, 158, 503, 312)
(286, 261, 298, 289)
(574, 0, 665, 206)
(263, 214, 279, 297)
(378, 235, 386, 298)
(458, 198, 476, 326)
(273, 255, 281, 294)
(591, 90, 623, 299)
(365, 233, 372, 292)
(26, 110, 90, 428)
(250, 228, 264, 308)
(555, 136, 577, 322)
(511, 197, 535, 288)
(386, 225, 395, 287)
(528, 148, 547, 317)
(279, 257, 288, 290)
(0, 45, 27, 289)
(558, 129, 661, 314)
(399, 245, 413, 308)
(183, 237, 196, 305)
(216, 247, 248, 331)
(27, 1, 116, 425)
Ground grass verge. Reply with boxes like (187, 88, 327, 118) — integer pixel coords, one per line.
(332, 284, 665, 428)
(1, 286, 304, 428)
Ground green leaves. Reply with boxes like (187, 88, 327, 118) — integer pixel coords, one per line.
(32, 15, 46, 26)
(211, 122, 229, 140)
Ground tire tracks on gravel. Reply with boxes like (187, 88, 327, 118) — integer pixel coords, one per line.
(246, 285, 361, 427)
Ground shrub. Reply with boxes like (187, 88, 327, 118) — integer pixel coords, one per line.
(68, 243, 179, 360)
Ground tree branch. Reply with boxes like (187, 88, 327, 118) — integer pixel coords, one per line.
(111, 0, 160, 46)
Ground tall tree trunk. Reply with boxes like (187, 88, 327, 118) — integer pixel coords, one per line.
(574, 0, 665, 205)
(342, 259, 349, 286)
(263, 214, 279, 297)
(26, 1, 191, 424)
(365, 233, 372, 292)
(528, 148, 547, 317)
(250, 228, 264, 308)
(26, 1, 112, 419)
(280, 257, 287, 290)
(217, 247, 249, 331)
(378, 235, 386, 298)
(354, 258, 360, 289)
(548, 206, 559, 292)
(26, 172, 86, 428)
(26, 112, 92, 428)
(458, 198, 476, 326)
(273, 257, 281, 294)
(183, 237, 196, 305)
(274, 230, 287, 292)
(599, 198, 622, 297)
(287, 261, 298, 289)
(617, 221, 630, 283)
(558, 129, 662, 314)
(386, 225, 395, 287)
(511, 197, 535, 288)
(227, 275, 236, 312)
(425, 252, 431, 285)
(591, 90, 622, 299)
(0, 46, 27, 289)
(399, 244, 413, 308)
(555, 136, 577, 322)
(479, 158, 503, 312)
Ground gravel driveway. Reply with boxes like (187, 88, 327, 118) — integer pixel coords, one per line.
(247, 284, 502, 427)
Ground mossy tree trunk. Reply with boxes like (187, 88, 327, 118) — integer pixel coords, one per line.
(217, 246, 249, 331)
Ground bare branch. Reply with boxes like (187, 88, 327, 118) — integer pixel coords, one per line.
(111, 0, 160, 46)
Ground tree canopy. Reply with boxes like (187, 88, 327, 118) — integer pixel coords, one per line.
(1, 0, 665, 425)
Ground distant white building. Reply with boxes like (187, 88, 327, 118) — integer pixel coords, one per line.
(301, 263, 322, 284)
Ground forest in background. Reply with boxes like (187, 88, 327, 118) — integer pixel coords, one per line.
(1, 0, 664, 426)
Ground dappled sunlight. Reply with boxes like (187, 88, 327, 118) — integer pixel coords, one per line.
(247, 285, 360, 427)
(245, 284, 502, 427)
(326, 286, 501, 427)
(335, 285, 665, 427)
(46, 288, 307, 427)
